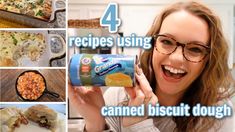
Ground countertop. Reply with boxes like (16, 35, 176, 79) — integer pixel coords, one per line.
(0, 69, 65, 102)
(68, 120, 85, 132)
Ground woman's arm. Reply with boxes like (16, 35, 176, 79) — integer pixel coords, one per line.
(103, 88, 161, 132)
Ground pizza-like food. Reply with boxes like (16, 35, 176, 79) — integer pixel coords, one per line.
(17, 71, 46, 100)
(0, 0, 52, 21)
(0, 31, 46, 66)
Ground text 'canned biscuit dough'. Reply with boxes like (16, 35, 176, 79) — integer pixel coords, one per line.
(105, 72, 133, 87)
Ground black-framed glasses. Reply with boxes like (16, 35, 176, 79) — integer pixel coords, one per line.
(154, 34, 210, 63)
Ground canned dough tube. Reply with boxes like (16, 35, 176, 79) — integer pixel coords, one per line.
(69, 54, 136, 87)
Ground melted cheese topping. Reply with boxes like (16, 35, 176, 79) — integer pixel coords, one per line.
(0, 31, 46, 66)
(0, 0, 52, 21)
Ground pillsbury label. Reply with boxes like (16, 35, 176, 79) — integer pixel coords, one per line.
(70, 54, 135, 87)
(95, 63, 122, 76)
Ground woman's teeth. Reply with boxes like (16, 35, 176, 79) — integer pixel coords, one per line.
(162, 65, 187, 80)
(164, 65, 186, 74)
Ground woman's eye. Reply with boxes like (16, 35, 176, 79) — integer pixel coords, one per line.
(161, 39, 173, 45)
(188, 47, 203, 53)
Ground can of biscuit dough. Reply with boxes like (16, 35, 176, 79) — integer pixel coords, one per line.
(69, 54, 135, 87)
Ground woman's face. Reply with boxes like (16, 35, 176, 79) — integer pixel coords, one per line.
(152, 10, 209, 98)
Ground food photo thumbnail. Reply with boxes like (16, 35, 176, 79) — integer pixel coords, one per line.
(0, 104, 66, 132)
(0, 0, 66, 28)
(0, 30, 66, 67)
(0, 69, 65, 102)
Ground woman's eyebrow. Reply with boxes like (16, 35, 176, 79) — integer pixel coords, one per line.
(188, 40, 208, 45)
(159, 33, 176, 40)
(159, 33, 207, 45)
(159, 33, 173, 37)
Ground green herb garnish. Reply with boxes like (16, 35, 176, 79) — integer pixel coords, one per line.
(30, 3, 36, 9)
(11, 35, 18, 45)
(15, 4, 20, 9)
(39, 0, 44, 4)
(36, 10, 44, 16)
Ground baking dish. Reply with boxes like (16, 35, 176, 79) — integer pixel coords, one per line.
(0, 30, 66, 67)
(0, 0, 66, 28)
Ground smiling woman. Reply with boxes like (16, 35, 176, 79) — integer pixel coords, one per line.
(152, 10, 210, 103)
(140, 1, 234, 131)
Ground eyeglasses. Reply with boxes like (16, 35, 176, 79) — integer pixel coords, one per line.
(154, 34, 210, 63)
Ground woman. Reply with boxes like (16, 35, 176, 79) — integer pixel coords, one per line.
(69, 1, 234, 132)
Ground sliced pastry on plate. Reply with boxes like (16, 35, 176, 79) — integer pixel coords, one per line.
(24, 105, 57, 132)
(0, 107, 28, 132)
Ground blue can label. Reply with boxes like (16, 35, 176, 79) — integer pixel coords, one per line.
(70, 54, 135, 87)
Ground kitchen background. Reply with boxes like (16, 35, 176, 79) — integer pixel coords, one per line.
(67, 0, 235, 131)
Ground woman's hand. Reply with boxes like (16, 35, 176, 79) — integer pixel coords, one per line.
(122, 65, 158, 127)
(68, 82, 106, 131)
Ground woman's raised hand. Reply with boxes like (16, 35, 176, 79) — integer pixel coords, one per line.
(123, 65, 158, 127)
(68, 82, 106, 131)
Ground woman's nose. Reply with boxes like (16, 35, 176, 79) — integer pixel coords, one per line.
(168, 46, 185, 62)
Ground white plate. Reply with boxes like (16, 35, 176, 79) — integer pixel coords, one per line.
(14, 112, 65, 132)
